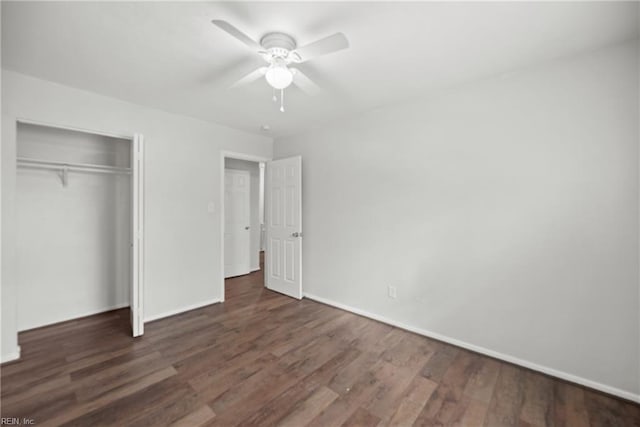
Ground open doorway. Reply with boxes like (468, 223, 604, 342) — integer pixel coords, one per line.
(220, 152, 303, 302)
(220, 151, 270, 301)
(223, 158, 265, 278)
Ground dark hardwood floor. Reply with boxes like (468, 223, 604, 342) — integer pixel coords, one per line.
(2, 260, 639, 426)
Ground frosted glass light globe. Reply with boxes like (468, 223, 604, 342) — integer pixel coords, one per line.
(265, 63, 293, 89)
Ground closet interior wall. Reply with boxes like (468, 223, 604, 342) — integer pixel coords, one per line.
(16, 123, 132, 331)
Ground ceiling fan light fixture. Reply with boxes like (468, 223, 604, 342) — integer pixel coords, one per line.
(265, 63, 293, 90)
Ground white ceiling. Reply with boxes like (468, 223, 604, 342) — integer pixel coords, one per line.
(2, 2, 638, 137)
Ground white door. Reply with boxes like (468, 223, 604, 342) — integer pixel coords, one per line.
(266, 156, 302, 299)
(225, 169, 251, 278)
(131, 133, 144, 337)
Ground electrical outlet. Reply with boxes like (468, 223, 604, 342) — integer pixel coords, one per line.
(388, 285, 397, 299)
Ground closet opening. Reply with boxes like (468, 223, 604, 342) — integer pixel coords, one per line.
(15, 121, 144, 338)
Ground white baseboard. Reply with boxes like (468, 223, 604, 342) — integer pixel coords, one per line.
(18, 302, 130, 332)
(250, 266, 261, 273)
(303, 292, 640, 404)
(1, 346, 21, 364)
(145, 298, 222, 323)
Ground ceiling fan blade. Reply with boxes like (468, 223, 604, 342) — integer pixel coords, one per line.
(211, 20, 261, 50)
(230, 67, 267, 88)
(293, 33, 349, 63)
(291, 68, 321, 96)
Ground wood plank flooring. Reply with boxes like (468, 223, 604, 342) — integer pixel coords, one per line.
(2, 262, 639, 426)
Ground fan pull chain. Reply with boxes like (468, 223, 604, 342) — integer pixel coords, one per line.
(280, 89, 285, 112)
(272, 88, 277, 103)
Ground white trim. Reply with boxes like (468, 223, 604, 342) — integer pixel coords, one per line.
(1, 346, 21, 364)
(220, 150, 272, 303)
(250, 266, 261, 273)
(18, 303, 130, 333)
(16, 118, 132, 140)
(221, 151, 273, 164)
(144, 298, 222, 323)
(637, 52, 640, 409)
(303, 292, 640, 404)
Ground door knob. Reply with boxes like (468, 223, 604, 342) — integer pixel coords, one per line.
(291, 232, 303, 238)
(245, 226, 250, 230)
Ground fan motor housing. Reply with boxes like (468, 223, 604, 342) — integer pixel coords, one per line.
(260, 32, 296, 52)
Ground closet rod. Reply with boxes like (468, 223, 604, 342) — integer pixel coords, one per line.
(16, 157, 132, 175)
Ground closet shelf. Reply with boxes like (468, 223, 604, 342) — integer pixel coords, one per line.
(17, 157, 131, 187)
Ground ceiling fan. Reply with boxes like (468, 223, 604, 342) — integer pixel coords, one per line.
(211, 20, 349, 112)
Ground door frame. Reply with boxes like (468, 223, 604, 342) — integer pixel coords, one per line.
(131, 133, 145, 337)
(220, 150, 271, 302)
(14, 118, 145, 336)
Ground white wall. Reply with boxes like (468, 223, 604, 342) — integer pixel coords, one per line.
(225, 158, 261, 271)
(2, 70, 272, 361)
(275, 41, 640, 400)
(16, 123, 131, 330)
